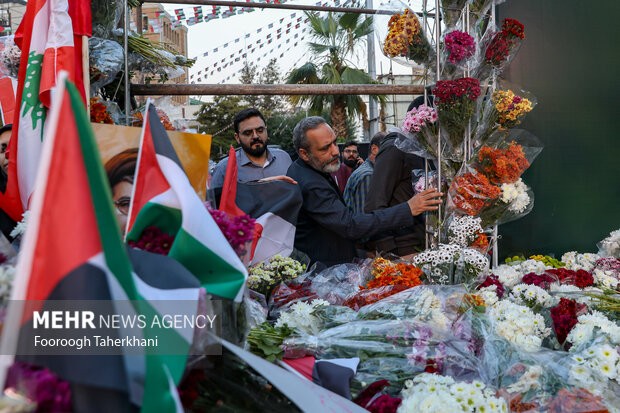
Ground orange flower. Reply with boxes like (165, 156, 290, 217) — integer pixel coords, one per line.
(451, 172, 502, 215)
(89, 97, 114, 124)
(477, 142, 530, 184)
(363, 258, 423, 289)
(471, 232, 490, 252)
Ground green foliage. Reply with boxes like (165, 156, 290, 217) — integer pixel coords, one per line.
(246, 322, 295, 362)
(195, 95, 244, 158)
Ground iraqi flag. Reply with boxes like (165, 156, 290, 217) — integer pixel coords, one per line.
(281, 356, 360, 399)
(0, 77, 198, 412)
(218, 147, 302, 265)
(0, 0, 82, 222)
(126, 103, 247, 302)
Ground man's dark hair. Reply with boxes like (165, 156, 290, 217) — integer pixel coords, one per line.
(233, 108, 266, 134)
(407, 95, 434, 113)
(370, 131, 387, 148)
(0, 124, 12, 136)
(343, 140, 358, 149)
(293, 116, 327, 153)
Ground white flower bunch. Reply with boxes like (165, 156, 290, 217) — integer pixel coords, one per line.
(397, 373, 507, 413)
(509, 283, 556, 309)
(518, 259, 551, 276)
(0, 265, 16, 304)
(569, 343, 620, 398)
(507, 365, 543, 394)
(0, 36, 21, 78)
(447, 216, 483, 247)
(414, 243, 462, 284)
(10, 210, 30, 238)
(492, 264, 522, 288)
(415, 288, 449, 328)
(247, 255, 306, 295)
(487, 300, 551, 351)
(566, 310, 620, 349)
(592, 268, 619, 290)
(598, 228, 620, 258)
(275, 299, 329, 335)
(500, 178, 530, 214)
(414, 244, 489, 284)
(479, 285, 500, 306)
(561, 251, 600, 272)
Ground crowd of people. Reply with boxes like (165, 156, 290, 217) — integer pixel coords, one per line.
(208, 101, 443, 267)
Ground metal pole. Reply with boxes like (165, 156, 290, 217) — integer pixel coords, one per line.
(491, 1, 499, 268)
(435, 0, 442, 244)
(422, 0, 430, 250)
(124, 0, 130, 125)
(366, 0, 378, 140)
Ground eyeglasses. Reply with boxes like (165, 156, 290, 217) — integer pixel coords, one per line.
(343, 149, 358, 155)
(240, 126, 266, 137)
(115, 197, 131, 216)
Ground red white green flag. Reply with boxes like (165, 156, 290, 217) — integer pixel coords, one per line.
(127, 103, 247, 301)
(0, 0, 79, 222)
(0, 77, 194, 412)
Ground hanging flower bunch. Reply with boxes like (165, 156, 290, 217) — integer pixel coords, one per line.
(451, 172, 502, 216)
(128, 225, 175, 255)
(477, 142, 530, 184)
(402, 104, 437, 134)
(444, 30, 475, 64)
(90, 97, 114, 124)
(485, 18, 525, 67)
(493, 90, 534, 128)
(207, 207, 255, 256)
(363, 258, 423, 289)
(434, 77, 481, 151)
(383, 9, 431, 64)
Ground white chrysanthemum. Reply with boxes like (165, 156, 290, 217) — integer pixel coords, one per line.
(509, 284, 555, 308)
(10, 210, 30, 238)
(487, 300, 550, 351)
(592, 269, 619, 289)
(0, 265, 16, 304)
(562, 251, 600, 272)
(274, 299, 329, 334)
(493, 265, 522, 288)
(598, 228, 620, 258)
(518, 259, 550, 276)
(448, 216, 483, 247)
(500, 178, 530, 213)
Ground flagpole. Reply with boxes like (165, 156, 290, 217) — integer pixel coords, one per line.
(124, 0, 130, 125)
(124, 99, 151, 239)
(0, 73, 70, 387)
(83, 35, 90, 113)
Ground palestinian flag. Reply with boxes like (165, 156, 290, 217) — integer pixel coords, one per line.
(127, 103, 247, 302)
(0, 0, 81, 222)
(281, 356, 360, 399)
(0, 77, 198, 412)
(175, 8, 186, 20)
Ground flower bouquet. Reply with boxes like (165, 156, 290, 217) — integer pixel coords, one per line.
(442, 30, 477, 79)
(206, 205, 256, 264)
(0, 36, 21, 78)
(400, 104, 439, 159)
(598, 229, 620, 259)
(440, 0, 468, 28)
(375, 1, 433, 66)
(474, 88, 537, 148)
(127, 225, 175, 255)
(475, 141, 530, 184)
(247, 255, 306, 300)
(90, 97, 115, 124)
(413, 243, 489, 284)
(476, 18, 526, 79)
(434, 77, 481, 159)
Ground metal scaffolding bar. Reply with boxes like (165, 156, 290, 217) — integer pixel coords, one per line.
(154, 0, 436, 16)
(130, 83, 426, 96)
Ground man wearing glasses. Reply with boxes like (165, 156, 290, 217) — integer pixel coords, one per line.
(331, 141, 362, 193)
(211, 108, 292, 188)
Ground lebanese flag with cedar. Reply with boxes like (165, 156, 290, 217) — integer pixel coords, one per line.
(0, 0, 87, 222)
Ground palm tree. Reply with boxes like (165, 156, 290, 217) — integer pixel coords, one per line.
(287, 12, 385, 139)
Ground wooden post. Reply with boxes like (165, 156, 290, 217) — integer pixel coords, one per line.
(131, 83, 426, 96)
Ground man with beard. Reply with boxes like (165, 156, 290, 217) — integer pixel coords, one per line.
(287, 117, 442, 266)
(331, 141, 361, 193)
(211, 108, 292, 188)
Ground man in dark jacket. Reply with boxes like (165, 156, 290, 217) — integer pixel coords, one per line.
(287, 116, 442, 266)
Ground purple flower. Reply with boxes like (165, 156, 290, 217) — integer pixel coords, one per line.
(445, 31, 476, 64)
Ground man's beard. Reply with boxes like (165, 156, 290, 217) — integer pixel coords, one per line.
(308, 154, 340, 174)
(343, 158, 357, 168)
(240, 137, 268, 157)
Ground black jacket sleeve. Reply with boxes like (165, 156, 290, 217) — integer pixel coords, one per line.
(365, 143, 404, 212)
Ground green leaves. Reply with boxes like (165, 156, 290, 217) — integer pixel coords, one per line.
(246, 322, 295, 362)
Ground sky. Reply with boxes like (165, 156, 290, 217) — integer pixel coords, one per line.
(162, 0, 434, 89)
